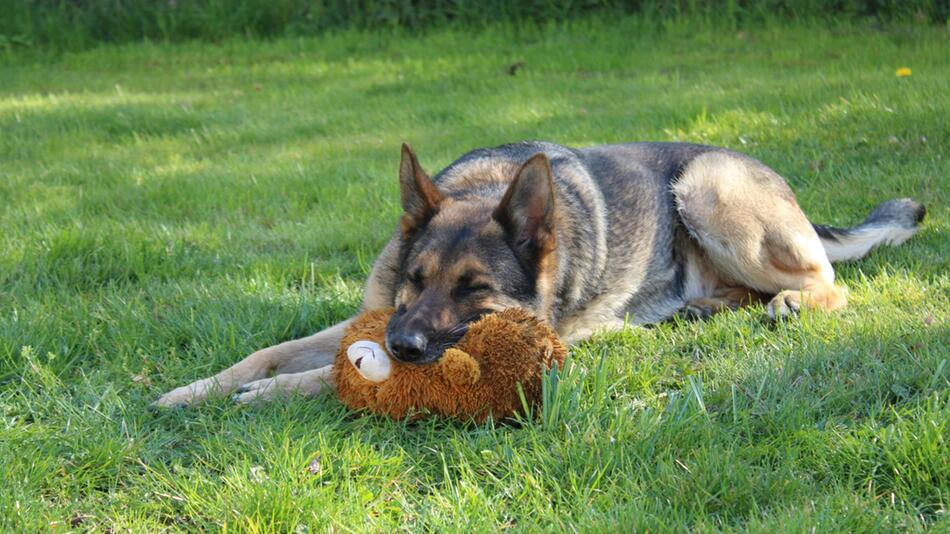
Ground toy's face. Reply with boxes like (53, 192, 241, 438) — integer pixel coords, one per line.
(346, 338, 482, 388)
(346, 340, 392, 382)
(336, 308, 563, 422)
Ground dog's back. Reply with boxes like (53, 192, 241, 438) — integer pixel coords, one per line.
(432, 142, 715, 329)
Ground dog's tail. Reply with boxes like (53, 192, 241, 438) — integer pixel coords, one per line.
(813, 198, 925, 263)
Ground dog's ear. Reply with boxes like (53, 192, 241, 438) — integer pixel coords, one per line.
(399, 143, 443, 235)
(493, 153, 557, 265)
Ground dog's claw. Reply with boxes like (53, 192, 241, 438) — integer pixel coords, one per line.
(767, 292, 801, 320)
(785, 296, 800, 316)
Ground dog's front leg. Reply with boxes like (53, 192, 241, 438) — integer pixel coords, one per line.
(152, 319, 350, 408)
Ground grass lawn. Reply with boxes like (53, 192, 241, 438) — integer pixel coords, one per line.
(1, 17, 948, 532)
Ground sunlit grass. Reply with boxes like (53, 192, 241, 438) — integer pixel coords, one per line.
(1, 18, 948, 531)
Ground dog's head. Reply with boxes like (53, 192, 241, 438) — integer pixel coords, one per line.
(384, 144, 558, 364)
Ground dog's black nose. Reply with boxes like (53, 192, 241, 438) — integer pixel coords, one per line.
(389, 331, 428, 362)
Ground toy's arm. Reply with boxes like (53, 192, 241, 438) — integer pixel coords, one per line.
(346, 340, 392, 382)
(440, 348, 481, 385)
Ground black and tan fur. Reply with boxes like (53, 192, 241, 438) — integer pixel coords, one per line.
(155, 141, 924, 406)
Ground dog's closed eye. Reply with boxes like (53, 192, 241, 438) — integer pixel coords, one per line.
(454, 273, 493, 297)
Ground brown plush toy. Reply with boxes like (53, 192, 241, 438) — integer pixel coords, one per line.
(333, 308, 566, 422)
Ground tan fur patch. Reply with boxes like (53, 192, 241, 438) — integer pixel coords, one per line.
(673, 151, 845, 313)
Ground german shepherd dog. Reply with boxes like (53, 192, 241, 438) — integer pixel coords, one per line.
(155, 142, 925, 406)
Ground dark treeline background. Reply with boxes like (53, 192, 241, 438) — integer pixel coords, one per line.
(1, 0, 946, 51)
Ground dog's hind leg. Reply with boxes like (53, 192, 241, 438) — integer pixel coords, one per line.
(672, 152, 847, 319)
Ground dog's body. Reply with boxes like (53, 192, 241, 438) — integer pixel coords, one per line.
(155, 142, 924, 406)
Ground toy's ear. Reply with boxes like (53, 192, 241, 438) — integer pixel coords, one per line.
(440, 348, 480, 386)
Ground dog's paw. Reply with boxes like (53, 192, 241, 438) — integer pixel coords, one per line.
(231, 377, 281, 404)
(232, 368, 333, 405)
(767, 291, 802, 320)
(152, 378, 219, 408)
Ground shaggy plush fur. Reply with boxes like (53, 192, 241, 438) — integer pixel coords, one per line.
(333, 308, 566, 422)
